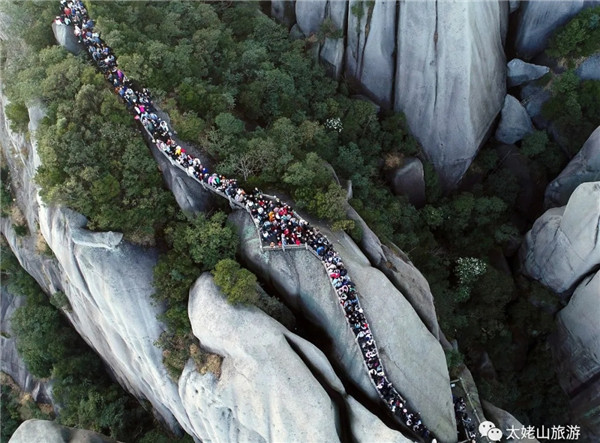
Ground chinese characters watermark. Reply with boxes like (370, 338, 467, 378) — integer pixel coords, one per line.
(479, 421, 581, 441)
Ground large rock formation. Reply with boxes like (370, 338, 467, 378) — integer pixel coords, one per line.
(495, 94, 534, 144)
(520, 82, 551, 128)
(1, 96, 413, 442)
(182, 273, 413, 442)
(1, 288, 53, 405)
(514, 0, 596, 60)
(545, 126, 600, 208)
(551, 271, 600, 440)
(345, 206, 443, 343)
(278, 0, 507, 189)
(520, 181, 600, 294)
(51, 21, 82, 55)
(507, 58, 549, 87)
(9, 419, 115, 443)
(391, 158, 426, 208)
(231, 210, 457, 441)
(576, 54, 600, 81)
(394, 0, 507, 189)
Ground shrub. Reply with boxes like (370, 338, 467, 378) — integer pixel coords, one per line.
(212, 259, 259, 306)
(547, 6, 600, 59)
(50, 291, 72, 312)
(5, 102, 29, 133)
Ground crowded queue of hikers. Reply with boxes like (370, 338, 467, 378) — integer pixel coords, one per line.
(55, 2, 440, 441)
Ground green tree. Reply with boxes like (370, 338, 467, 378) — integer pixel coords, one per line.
(212, 259, 259, 306)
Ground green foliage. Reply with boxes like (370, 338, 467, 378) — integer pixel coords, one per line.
(12, 301, 71, 378)
(5, 102, 29, 133)
(212, 259, 259, 306)
(0, 167, 13, 217)
(2, 46, 175, 245)
(317, 18, 343, 43)
(543, 71, 600, 155)
(50, 291, 72, 312)
(444, 349, 464, 370)
(547, 6, 600, 59)
(1, 385, 22, 443)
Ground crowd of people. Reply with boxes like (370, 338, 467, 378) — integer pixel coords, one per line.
(55, 2, 438, 441)
(454, 396, 477, 442)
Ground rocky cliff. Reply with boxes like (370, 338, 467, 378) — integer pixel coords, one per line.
(1, 288, 53, 406)
(520, 181, 600, 294)
(551, 271, 600, 440)
(514, 0, 600, 60)
(545, 126, 600, 208)
(274, 0, 507, 189)
(1, 94, 421, 441)
(231, 209, 457, 441)
(9, 419, 116, 443)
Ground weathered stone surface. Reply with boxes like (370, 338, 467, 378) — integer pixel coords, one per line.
(481, 401, 538, 443)
(1, 288, 53, 405)
(495, 95, 534, 144)
(514, 0, 596, 59)
(545, 126, 600, 208)
(510, 0, 521, 14)
(148, 144, 214, 214)
(520, 82, 552, 128)
(344, 206, 442, 342)
(231, 210, 456, 441)
(295, 0, 327, 36)
(1, 97, 193, 436)
(395, 0, 507, 189)
(391, 158, 426, 208)
(182, 273, 412, 443)
(9, 419, 115, 443)
(271, 0, 296, 29)
(552, 271, 600, 440)
(520, 182, 600, 294)
(277, 1, 507, 189)
(576, 53, 600, 81)
(507, 58, 550, 87)
(346, 0, 396, 108)
(1, 95, 413, 443)
(348, 396, 413, 443)
(320, 36, 345, 79)
(51, 21, 82, 55)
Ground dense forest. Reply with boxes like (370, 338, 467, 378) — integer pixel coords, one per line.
(1, 0, 599, 439)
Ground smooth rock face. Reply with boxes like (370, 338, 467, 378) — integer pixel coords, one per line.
(520, 82, 551, 128)
(514, 0, 600, 59)
(552, 271, 600, 440)
(1, 97, 412, 442)
(9, 419, 115, 443)
(392, 158, 426, 208)
(520, 181, 600, 294)
(346, 0, 396, 108)
(271, 0, 296, 29)
(545, 126, 600, 208)
(280, 0, 507, 189)
(507, 58, 550, 87)
(295, 0, 327, 36)
(183, 273, 412, 443)
(495, 95, 534, 144)
(51, 21, 82, 55)
(148, 143, 214, 214)
(344, 206, 442, 341)
(1, 288, 53, 405)
(576, 53, 600, 81)
(1, 98, 194, 436)
(231, 210, 456, 441)
(395, 0, 506, 189)
(481, 401, 538, 443)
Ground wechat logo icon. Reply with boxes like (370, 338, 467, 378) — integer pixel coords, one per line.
(479, 421, 503, 441)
